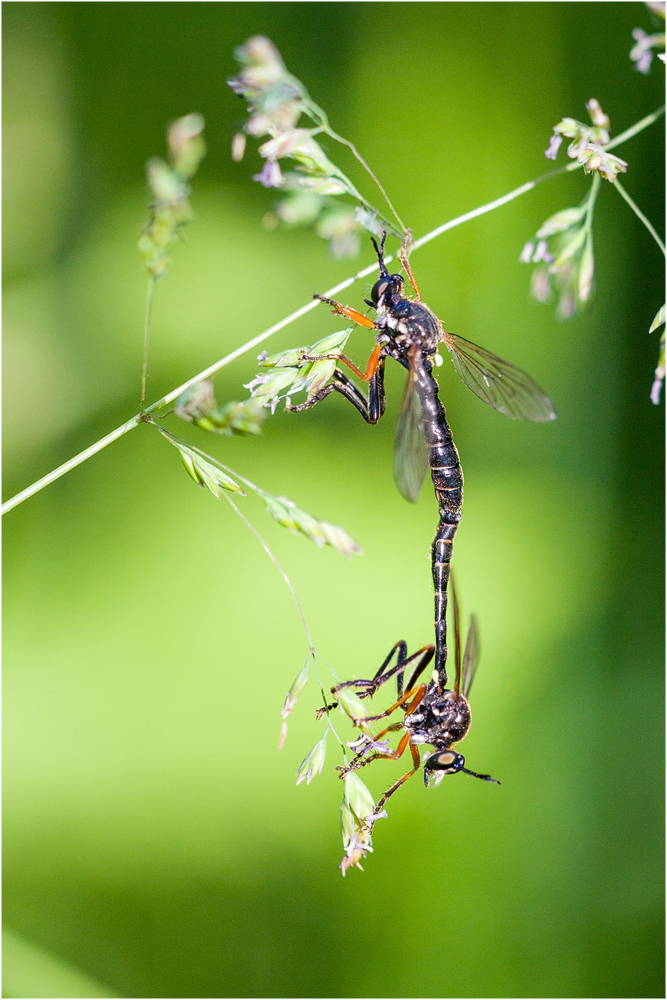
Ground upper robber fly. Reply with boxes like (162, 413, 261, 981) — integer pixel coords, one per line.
(306, 231, 557, 503)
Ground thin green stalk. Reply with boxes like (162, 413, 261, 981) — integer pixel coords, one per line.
(2, 415, 143, 514)
(606, 104, 665, 152)
(613, 177, 666, 256)
(327, 127, 406, 233)
(306, 125, 401, 236)
(584, 171, 601, 242)
(303, 98, 406, 233)
(140, 277, 157, 411)
(223, 491, 315, 653)
(140, 278, 157, 410)
(3, 104, 664, 516)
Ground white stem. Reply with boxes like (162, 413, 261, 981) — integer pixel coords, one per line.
(2, 416, 142, 514)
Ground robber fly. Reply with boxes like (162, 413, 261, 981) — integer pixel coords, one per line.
(290, 231, 556, 682)
(322, 574, 499, 830)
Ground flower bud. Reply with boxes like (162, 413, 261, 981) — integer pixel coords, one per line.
(530, 266, 551, 303)
(336, 686, 371, 724)
(296, 734, 327, 785)
(146, 159, 186, 204)
(253, 160, 285, 188)
(586, 98, 609, 130)
(544, 135, 563, 160)
(344, 772, 376, 821)
(577, 237, 595, 303)
(231, 133, 247, 162)
(519, 240, 535, 263)
(168, 113, 206, 179)
(281, 664, 309, 719)
(536, 206, 586, 238)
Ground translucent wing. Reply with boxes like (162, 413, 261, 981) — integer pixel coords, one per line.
(442, 331, 557, 422)
(450, 573, 463, 699)
(393, 351, 429, 503)
(461, 614, 480, 699)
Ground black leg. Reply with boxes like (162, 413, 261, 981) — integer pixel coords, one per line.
(404, 645, 435, 697)
(329, 646, 406, 707)
(287, 371, 373, 421)
(368, 358, 387, 423)
(286, 382, 337, 413)
(372, 640, 408, 684)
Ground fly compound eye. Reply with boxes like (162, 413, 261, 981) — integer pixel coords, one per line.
(425, 750, 465, 774)
(370, 277, 390, 305)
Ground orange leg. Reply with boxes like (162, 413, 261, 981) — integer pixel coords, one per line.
(371, 743, 422, 817)
(300, 341, 384, 382)
(337, 686, 427, 777)
(341, 729, 412, 778)
(314, 294, 376, 329)
(382, 729, 412, 761)
(360, 682, 427, 725)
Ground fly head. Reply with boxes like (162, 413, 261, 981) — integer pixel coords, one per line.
(423, 747, 501, 788)
(423, 749, 466, 787)
(368, 272, 405, 311)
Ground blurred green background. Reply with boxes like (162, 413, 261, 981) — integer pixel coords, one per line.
(3, 3, 664, 998)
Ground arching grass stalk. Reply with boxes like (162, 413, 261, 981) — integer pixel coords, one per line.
(140, 278, 157, 411)
(221, 487, 349, 755)
(221, 492, 318, 752)
(613, 177, 666, 255)
(2, 104, 663, 516)
(223, 491, 315, 651)
(301, 97, 406, 234)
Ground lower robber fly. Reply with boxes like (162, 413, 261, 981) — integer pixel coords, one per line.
(289, 231, 556, 683)
(320, 575, 499, 835)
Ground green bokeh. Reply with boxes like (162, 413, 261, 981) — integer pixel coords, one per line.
(3, 3, 664, 998)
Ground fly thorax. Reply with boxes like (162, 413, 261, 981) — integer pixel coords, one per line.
(376, 312, 410, 338)
(426, 691, 471, 746)
(387, 300, 441, 354)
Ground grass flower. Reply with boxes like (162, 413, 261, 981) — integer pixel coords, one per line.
(228, 35, 403, 255)
(546, 100, 627, 182)
(630, 0, 665, 75)
(521, 181, 599, 318)
(340, 773, 377, 875)
(296, 734, 328, 785)
(138, 113, 206, 280)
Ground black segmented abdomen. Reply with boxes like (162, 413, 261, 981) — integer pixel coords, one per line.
(415, 361, 464, 684)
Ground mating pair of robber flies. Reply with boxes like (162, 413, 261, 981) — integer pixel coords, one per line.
(290, 231, 556, 825)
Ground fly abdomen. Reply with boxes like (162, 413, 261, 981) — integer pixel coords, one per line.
(432, 521, 457, 680)
(416, 368, 464, 517)
(414, 363, 464, 683)
(430, 441, 463, 519)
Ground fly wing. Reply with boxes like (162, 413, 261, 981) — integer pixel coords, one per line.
(443, 331, 557, 422)
(461, 613, 480, 698)
(450, 573, 463, 699)
(393, 350, 429, 503)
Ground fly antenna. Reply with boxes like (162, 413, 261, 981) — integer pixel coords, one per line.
(462, 767, 500, 784)
(370, 232, 390, 279)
